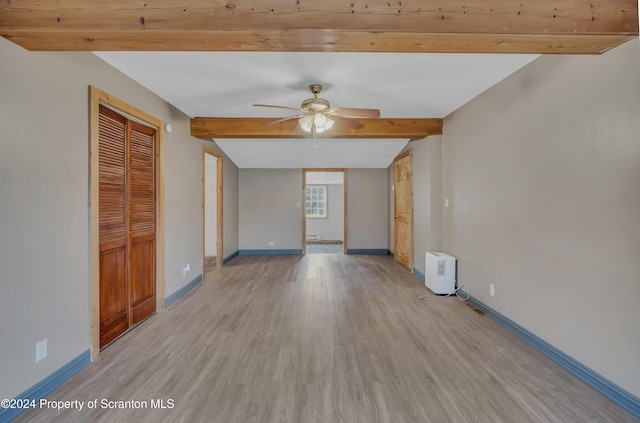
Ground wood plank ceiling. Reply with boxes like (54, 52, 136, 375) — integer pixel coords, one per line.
(1, 1, 637, 53)
(2, 0, 637, 139)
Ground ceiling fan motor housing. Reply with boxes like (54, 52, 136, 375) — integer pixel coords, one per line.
(254, 82, 377, 133)
(302, 83, 331, 112)
(301, 97, 331, 112)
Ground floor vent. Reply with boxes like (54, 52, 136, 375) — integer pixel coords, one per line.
(464, 302, 486, 316)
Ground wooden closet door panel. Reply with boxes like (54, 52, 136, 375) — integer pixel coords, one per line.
(99, 106, 127, 245)
(98, 105, 129, 347)
(129, 122, 156, 325)
(99, 247, 128, 346)
(130, 238, 155, 324)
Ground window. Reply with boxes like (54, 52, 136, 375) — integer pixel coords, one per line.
(305, 185, 327, 218)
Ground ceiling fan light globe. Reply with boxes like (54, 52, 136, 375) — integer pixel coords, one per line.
(322, 117, 335, 132)
(299, 114, 314, 132)
(312, 113, 335, 133)
(313, 113, 327, 126)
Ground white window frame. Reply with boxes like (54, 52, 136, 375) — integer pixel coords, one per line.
(305, 185, 328, 219)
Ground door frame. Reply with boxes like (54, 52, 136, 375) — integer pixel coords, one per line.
(201, 147, 224, 269)
(89, 86, 165, 359)
(302, 168, 348, 255)
(393, 149, 414, 270)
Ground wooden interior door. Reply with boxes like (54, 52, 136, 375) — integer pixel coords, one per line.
(394, 150, 413, 269)
(98, 106, 156, 348)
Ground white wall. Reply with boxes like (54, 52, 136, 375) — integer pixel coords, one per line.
(239, 168, 387, 251)
(239, 169, 303, 250)
(221, 147, 240, 259)
(0, 38, 239, 400)
(306, 184, 344, 241)
(204, 163, 217, 256)
(347, 169, 388, 250)
(442, 39, 640, 397)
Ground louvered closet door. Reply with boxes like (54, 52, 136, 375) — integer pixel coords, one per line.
(98, 106, 157, 348)
(129, 122, 156, 325)
(98, 106, 129, 347)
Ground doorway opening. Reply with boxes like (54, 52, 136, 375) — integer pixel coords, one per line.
(302, 169, 347, 255)
(202, 147, 223, 277)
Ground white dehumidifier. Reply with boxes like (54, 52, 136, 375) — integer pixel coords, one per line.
(425, 252, 456, 295)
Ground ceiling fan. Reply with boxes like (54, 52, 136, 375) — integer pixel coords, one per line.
(253, 84, 381, 136)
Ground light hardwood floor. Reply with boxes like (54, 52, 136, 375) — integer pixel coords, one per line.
(306, 242, 344, 254)
(15, 254, 637, 422)
(204, 255, 217, 275)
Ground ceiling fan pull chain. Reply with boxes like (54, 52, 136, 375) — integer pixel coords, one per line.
(312, 124, 318, 150)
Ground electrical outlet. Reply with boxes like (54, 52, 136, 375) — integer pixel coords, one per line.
(489, 284, 495, 297)
(36, 339, 47, 362)
(268, 241, 275, 246)
(183, 264, 191, 276)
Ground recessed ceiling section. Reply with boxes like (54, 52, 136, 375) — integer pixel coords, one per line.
(94, 51, 538, 169)
(213, 139, 409, 169)
(94, 52, 538, 119)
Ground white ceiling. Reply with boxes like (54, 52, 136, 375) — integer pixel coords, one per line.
(95, 52, 539, 168)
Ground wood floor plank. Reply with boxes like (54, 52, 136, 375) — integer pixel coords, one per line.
(13, 254, 638, 422)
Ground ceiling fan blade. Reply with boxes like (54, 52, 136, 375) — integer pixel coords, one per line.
(262, 115, 305, 126)
(332, 115, 365, 130)
(333, 107, 381, 118)
(253, 104, 302, 112)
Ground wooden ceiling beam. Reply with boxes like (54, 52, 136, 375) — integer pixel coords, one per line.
(1, 1, 637, 53)
(190, 118, 443, 139)
(2, 30, 634, 54)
